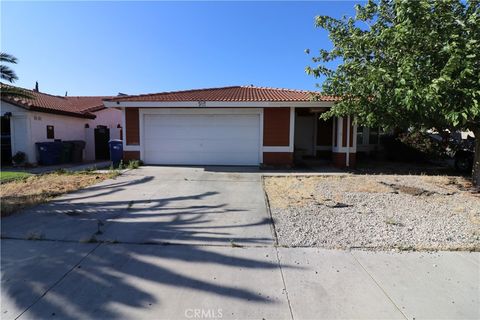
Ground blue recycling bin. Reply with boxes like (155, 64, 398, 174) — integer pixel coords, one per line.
(109, 139, 123, 167)
(36, 141, 63, 165)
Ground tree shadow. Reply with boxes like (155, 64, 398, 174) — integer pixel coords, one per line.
(1, 172, 295, 319)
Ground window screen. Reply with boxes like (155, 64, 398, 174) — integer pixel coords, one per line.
(369, 128, 379, 144)
(356, 126, 364, 145)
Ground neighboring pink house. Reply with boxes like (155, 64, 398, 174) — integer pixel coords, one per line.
(1, 84, 122, 165)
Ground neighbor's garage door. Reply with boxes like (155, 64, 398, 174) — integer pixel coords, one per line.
(143, 113, 260, 165)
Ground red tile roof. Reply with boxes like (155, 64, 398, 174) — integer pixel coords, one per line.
(0, 83, 112, 119)
(106, 86, 339, 103)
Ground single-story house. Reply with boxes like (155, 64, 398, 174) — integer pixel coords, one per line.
(1, 83, 122, 165)
(103, 86, 380, 167)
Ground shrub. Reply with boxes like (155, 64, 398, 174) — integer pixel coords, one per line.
(127, 160, 140, 169)
(381, 131, 446, 163)
(12, 152, 26, 165)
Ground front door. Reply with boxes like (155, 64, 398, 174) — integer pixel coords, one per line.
(294, 114, 316, 157)
(1, 116, 12, 166)
(94, 127, 110, 160)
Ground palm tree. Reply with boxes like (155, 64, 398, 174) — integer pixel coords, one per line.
(0, 52, 18, 82)
(0, 52, 32, 99)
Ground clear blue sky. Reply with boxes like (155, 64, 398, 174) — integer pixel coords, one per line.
(1, 1, 359, 96)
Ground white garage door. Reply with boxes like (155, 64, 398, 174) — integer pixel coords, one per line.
(143, 113, 260, 165)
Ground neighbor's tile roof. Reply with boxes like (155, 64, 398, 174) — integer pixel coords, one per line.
(1, 83, 112, 118)
(106, 86, 339, 103)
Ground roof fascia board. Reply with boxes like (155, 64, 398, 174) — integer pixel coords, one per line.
(104, 101, 334, 108)
(2, 98, 96, 119)
(0, 98, 30, 112)
(29, 106, 96, 119)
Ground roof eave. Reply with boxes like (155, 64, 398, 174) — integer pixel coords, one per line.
(2, 97, 96, 119)
(29, 106, 96, 119)
(103, 100, 335, 108)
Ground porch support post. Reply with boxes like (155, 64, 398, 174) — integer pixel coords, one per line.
(331, 116, 357, 168)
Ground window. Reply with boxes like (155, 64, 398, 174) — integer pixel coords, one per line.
(369, 127, 379, 144)
(46, 125, 54, 139)
(356, 126, 364, 145)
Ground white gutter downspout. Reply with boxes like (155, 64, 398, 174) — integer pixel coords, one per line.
(346, 115, 350, 167)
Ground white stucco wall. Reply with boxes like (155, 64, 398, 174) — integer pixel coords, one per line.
(1, 101, 123, 164)
(84, 108, 122, 161)
(90, 108, 122, 129)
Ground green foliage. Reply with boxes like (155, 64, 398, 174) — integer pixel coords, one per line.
(0, 52, 18, 82)
(382, 130, 447, 162)
(54, 168, 68, 175)
(127, 160, 141, 169)
(306, 0, 480, 132)
(0, 52, 33, 99)
(398, 131, 447, 159)
(0, 171, 32, 183)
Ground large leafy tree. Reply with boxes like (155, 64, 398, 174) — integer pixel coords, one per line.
(0, 52, 31, 98)
(306, 0, 480, 184)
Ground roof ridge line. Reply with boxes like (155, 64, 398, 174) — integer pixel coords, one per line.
(108, 86, 243, 100)
(239, 85, 316, 93)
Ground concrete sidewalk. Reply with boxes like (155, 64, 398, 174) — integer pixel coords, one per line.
(1, 166, 478, 319)
(2, 240, 478, 320)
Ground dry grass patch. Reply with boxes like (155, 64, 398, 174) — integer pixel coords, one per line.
(264, 176, 321, 209)
(264, 174, 478, 209)
(1, 171, 117, 216)
(264, 175, 391, 209)
(421, 175, 476, 193)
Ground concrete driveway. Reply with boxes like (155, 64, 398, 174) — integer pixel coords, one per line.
(1, 166, 273, 246)
(1, 166, 479, 319)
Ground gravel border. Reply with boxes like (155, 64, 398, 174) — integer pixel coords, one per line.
(264, 175, 480, 251)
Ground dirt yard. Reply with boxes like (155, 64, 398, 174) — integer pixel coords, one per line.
(264, 175, 480, 251)
(1, 171, 117, 216)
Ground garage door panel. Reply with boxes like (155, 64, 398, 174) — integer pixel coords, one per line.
(143, 113, 260, 165)
(144, 151, 258, 165)
(144, 137, 259, 148)
(144, 140, 260, 153)
(145, 130, 259, 141)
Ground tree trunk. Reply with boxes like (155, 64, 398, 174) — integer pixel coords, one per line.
(472, 128, 480, 186)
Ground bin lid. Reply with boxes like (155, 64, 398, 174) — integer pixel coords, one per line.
(109, 139, 123, 144)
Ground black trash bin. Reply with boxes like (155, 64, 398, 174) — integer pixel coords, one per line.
(60, 141, 74, 163)
(69, 140, 86, 163)
(36, 141, 63, 165)
(109, 139, 123, 167)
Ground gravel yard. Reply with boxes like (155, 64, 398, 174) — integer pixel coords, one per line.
(264, 175, 480, 251)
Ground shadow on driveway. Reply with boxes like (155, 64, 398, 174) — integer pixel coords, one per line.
(1, 170, 294, 319)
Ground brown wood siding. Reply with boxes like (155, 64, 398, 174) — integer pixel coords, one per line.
(316, 117, 333, 146)
(333, 117, 337, 147)
(332, 152, 356, 168)
(263, 107, 290, 146)
(350, 120, 354, 147)
(123, 151, 140, 161)
(262, 152, 293, 166)
(125, 108, 140, 145)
